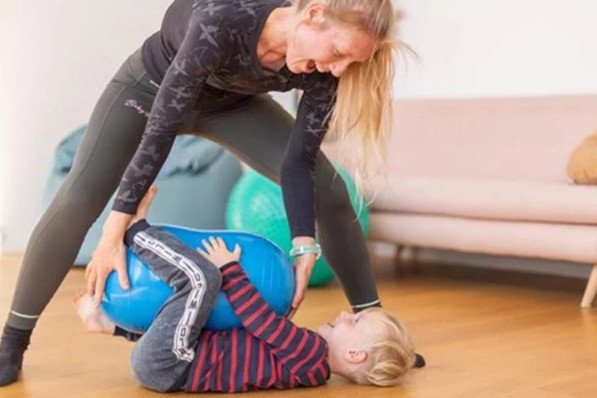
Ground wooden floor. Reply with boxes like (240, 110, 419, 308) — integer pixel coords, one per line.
(1, 253, 596, 398)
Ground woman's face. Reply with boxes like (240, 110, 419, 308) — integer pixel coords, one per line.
(286, 13, 378, 77)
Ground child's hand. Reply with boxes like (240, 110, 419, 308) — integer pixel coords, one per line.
(197, 237, 241, 269)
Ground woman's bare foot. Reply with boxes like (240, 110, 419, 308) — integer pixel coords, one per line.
(72, 292, 116, 334)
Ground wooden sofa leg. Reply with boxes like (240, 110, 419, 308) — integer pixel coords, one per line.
(395, 245, 420, 275)
(580, 264, 597, 308)
(394, 244, 403, 267)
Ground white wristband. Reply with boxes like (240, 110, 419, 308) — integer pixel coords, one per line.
(289, 244, 322, 259)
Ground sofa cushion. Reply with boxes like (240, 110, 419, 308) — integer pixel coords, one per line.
(386, 96, 597, 182)
(323, 96, 597, 184)
(368, 175, 597, 225)
(369, 212, 597, 263)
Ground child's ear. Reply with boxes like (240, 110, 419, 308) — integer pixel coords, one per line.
(343, 349, 368, 364)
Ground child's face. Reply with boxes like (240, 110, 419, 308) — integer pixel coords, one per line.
(317, 310, 383, 348)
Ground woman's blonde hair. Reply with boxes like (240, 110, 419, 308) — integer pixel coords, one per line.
(293, 0, 406, 196)
(348, 307, 416, 387)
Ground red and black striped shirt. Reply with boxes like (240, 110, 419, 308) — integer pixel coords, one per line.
(186, 262, 330, 392)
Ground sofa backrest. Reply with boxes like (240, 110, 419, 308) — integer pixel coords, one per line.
(384, 95, 597, 182)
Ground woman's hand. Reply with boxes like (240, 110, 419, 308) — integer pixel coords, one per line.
(85, 186, 158, 307)
(197, 237, 241, 268)
(287, 252, 317, 320)
(85, 212, 132, 307)
(85, 227, 129, 308)
(85, 187, 159, 307)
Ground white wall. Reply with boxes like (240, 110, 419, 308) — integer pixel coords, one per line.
(394, 0, 597, 98)
(1, 0, 596, 252)
(1, 0, 170, 252)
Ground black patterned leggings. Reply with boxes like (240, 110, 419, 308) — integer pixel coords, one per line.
(6, 48, 379, 331)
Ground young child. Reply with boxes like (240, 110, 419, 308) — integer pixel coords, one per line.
(74, 187, 422, 392)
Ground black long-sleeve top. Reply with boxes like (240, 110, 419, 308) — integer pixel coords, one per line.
(112, 0, 338, 238)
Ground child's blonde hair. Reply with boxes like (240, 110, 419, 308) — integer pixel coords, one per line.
(348, 307, 416, 387)
(293, 0, 408, 195)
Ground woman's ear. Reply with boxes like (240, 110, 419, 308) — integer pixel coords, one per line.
(343, 349, 368, 364)
(304, 1, 327, 25)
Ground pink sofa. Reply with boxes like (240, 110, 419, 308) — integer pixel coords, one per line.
(324, 95, 597, 308)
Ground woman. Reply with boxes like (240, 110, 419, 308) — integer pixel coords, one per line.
(0, 0, 401, 386)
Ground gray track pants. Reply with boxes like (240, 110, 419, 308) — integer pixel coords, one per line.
(124, 220, 221, 392)
(7, 48, 379, 330)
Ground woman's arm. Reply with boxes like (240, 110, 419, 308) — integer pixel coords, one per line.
(112, 11, 226, 215)
(86, 8, 226, 305)
(280, 73, 338, 315)
(280, 74, 338, 239)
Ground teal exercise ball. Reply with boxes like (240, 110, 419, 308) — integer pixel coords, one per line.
(226, 167, 369, 286)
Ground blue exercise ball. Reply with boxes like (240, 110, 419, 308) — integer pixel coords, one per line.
(101, 225, 295, 333)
